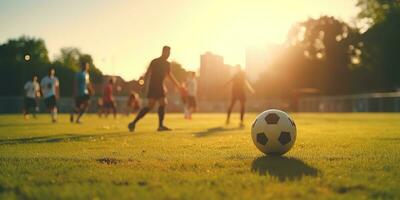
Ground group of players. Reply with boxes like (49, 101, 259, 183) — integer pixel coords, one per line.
(23, 62, 94, 124)
(23, 46, 254, 131)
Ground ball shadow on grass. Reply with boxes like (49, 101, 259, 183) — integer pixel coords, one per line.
(251, 156, 318, 181)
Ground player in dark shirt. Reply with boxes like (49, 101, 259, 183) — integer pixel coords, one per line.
(128, 46, 181, 132)
(225, 67, 255, 127)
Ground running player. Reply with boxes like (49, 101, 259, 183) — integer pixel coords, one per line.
(103, 78, 117, 118)
(185, 71, 197, 120)
(70, 62, 94, 123)
(128, 46, 181, 132)
(179, 82, 189, 119)
(40, 68, 59, 123)
(23, 75, 40, 119)
(225, 66, 254, 127)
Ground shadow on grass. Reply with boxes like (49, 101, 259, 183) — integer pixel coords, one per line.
(194, 126, 242, 137)
(377, 137, 400, 141)
(251, 156, 318, 181)
(0, 122, 55, 128)
(0, 132, 128, 145)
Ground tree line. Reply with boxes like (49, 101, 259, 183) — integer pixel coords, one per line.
(0, 37, 103, 96)
(254, 0, 400, 98)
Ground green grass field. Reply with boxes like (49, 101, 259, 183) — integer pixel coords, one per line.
(0, 113, 399, 199)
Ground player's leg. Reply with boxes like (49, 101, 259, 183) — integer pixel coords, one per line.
(226, 98, 236, 124)
(50, 96, 58, 123)
(112, 101, 117, 119)
(23, 98, 29, 119)
(31, 98, 38, 119)
(70, 97, 80, 123)
(128, 98, 155, 132)
(183, 98, 188, 119)
(239, 99, 246, 127)
(157, 98, 171, 131)
(76, 98, 89, 123)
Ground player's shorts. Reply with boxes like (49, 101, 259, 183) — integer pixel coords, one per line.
(181, 96, 188, 105)
(232, 90, 246, 102)
(75, 94, 90, 107)
(103, 101, 116, 109)
(147, 84, 165, 99)
(44, 95, 57, 109)
(187, 96, 197, 108)
(24, 97, 37, 110)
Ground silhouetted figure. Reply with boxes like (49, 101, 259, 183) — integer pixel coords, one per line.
(40, 68, 59, 123)
(23, 75, 40, 119)
(128, 46, 180, 132)
(225, 67, 254, 127)
(70, 62, 94, 123)
(103, 78, 117, 118)
(185, 71, 197, 119)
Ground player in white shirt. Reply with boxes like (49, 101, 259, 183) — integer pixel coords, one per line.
(23, 75, 40, 119)
(40, 68, 59, 123)
(185, 71, 197, 120)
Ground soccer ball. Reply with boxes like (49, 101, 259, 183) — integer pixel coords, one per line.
(251, 109, 297, 155)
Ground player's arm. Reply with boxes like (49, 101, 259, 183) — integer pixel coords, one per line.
(87, 82, 95, 96)
(55, 79, 60, 99)
(167, 72, 181, 88)
(245, 79, 255, 94)
(222, 78, 233, 88)
(143, 61, 154, 82)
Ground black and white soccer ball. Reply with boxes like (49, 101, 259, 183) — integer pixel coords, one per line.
(251, 109, 297, 155)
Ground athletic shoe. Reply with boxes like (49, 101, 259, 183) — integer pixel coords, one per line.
(70, 114, 74, 123)
(128, 122, 136, 132)
(157, 126, 172, 132)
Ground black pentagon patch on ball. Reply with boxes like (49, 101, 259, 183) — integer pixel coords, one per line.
(278, 132, 291, 145)
(265, 113, 280, 124)
(256, 133, 268, 146)
(288, 117, 296, 127)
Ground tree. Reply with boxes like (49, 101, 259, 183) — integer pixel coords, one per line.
(0, 36, 50, 96)
(255, 16, 361, 99)
(0, 36, 104, 96)
(53, 48, 103, 96)
(356, 0, 400, 91)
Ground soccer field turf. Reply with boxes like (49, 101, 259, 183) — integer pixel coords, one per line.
(0, 113, 399, 199)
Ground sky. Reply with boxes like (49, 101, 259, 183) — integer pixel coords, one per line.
(0, 0, 359, 80)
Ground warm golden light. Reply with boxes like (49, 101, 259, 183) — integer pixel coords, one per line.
(24, 54, 30, 61)
(138, 79, 145, 86)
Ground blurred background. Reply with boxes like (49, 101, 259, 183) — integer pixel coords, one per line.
(0, 0, 399, 113)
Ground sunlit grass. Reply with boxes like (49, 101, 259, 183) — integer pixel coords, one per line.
(0, 113, 399, 199)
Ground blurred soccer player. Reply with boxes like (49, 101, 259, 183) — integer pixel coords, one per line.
(23, 75, 40, 119)
(225, 66, 254, 127)
(179, 82, 189, 119)
(97, 97, 104, 117)
(185, 71, 197, 120)
(103, 78, 117, 118)
(40, 68, 60, 123)
(126, 91, 140, 116)
(128, 46, 181, 132)
(70, 62, 94, 124)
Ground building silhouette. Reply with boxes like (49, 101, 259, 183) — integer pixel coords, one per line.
(198, 52, 232, 100)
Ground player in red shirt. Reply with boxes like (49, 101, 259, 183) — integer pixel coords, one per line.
(103, 78, 117, 118)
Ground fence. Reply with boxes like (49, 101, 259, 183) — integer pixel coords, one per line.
(1, 92, 400, 113)
(298, 92, 400, 112)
